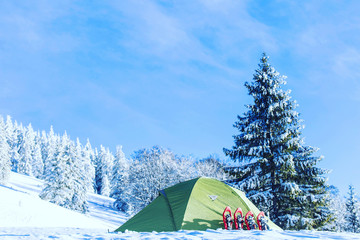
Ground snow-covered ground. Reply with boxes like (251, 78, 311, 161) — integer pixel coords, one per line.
(1, 228, 360, 240)
(2, 172, 126, 229)
(1, 172, 360, 240)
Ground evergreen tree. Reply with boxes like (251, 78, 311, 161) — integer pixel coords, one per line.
(18, 124, 35, 175)
(0, 117, 11, 184)
(101, 175, 111, 196)
(94, 147, 101, 194)
(92, 147, 99, 192)
(322, 186, 346, 232)
(345, 185, 360, 233)
(95, 145, 113, 196)
(40, 133, 73, 209)
(40, 132, 89, 213)
(83, 139, 95, 193)
(39, 130, 48, 178)
(70, 138, 89, 213)
(223, 53, 330, 229)
(42, 126, 58, 179)
(9, 120, 22, 172)
(110, 145, 130, 211)
(4, 116, 20, 172)
(31, 132, 44, 178)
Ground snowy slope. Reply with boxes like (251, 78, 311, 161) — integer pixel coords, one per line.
(0, 172, 126, 229)
(1, 172, 360, 239)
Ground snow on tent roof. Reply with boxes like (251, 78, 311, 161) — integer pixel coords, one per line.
(115, 177, 282, 232)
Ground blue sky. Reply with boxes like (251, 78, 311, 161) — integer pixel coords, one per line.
(0, 0, 359, 195)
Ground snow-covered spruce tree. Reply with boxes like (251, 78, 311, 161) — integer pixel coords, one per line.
(82, 139, 95, 193)
(92, 147, 99, 192)
(110, 145, 130, 211)
(39, 130, 48, 178)
(17, 124, 35, 175)
(322, 186, 346, 232)
(40, 133, 88, 212)
(9, 120, 23, 172)
(4, 116, 20, 172)
(101, 175, 111, 197)
(345, 185, 360, 233)
(70, 138, 89, 213)
(0, 117, 11, 184)
(31, 132, 44, 178)
(93, 147, 101, 194)
(42, 126, 58, 179)
(223, 53, 330, 229)
(95, 145, 113, 196)
(40, 133, 73, 208)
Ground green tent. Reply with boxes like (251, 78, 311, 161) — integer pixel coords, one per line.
(115, 177, 281, 232)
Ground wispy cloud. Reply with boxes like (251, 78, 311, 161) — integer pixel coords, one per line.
(332, 48, 360, 101)
(105, 0, 278, 93)
(0, 1, 81, 52)
(1, 0, 360, 193)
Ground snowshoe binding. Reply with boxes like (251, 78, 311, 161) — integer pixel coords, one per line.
(223, 206, 233, 230)
(257, 211, 270, 230)
(245, 211, 257, 230)
(234, 208, 244, 230)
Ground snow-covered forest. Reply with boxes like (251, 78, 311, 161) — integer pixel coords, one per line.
(1, 54, 360, 234)
(0, 110, 359, 233)
(0, 115, 228, 215)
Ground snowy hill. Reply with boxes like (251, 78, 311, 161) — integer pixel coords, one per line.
(0, 172, 126, 229)
(1, 172, 360, 239)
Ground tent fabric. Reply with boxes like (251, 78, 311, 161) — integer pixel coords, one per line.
(115, 177, 282, 232)
(116, 193, 176, 232)
(163, 178, 198, 230)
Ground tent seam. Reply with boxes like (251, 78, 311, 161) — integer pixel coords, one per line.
(159, 191, 177, 231)
(179, 177, 201, 230)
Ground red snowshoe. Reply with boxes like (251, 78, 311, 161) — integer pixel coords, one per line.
(234, 208, 244, 230)
(257, 211, 270, 230)
(223, 206, 233, 230)
(245, 211, 257, 230)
